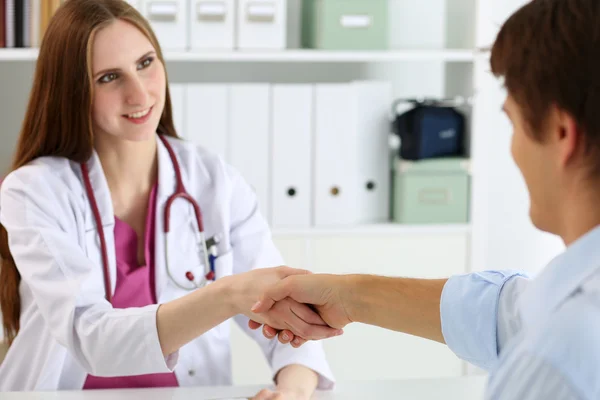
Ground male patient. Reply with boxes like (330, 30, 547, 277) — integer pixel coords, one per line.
(251, 0, 600, 399)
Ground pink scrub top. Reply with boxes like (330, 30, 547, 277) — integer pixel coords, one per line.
(83, 184, 179, 389)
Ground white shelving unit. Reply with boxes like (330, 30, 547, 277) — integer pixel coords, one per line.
(0, 0, 565, 387)
(0, 48, 478, 62)
(272, 223, 471, 237)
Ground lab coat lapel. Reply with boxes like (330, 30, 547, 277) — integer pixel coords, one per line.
(82, 150, 117, 298)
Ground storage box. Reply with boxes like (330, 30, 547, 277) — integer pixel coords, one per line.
(140, 0, 188, 51)
(302, 0, 388, 50)
(236, 0, 302, 50)
(189, 0, 236, 50)
(392, 158, 470, 224)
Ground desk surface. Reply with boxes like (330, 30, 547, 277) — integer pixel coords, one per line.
(3, 376, 488, 399)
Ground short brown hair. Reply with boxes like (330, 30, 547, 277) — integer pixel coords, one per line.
(491, 0, 600, 151)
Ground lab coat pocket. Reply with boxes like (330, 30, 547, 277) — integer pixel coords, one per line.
(164, 222, 209, 292)
(177, 252, 234, 386)
(206, 249, 233, 340)
(213, 249, 233, 281)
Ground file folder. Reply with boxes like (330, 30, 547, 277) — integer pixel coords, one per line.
(229, 84, 271, 221)
(236, 0, 301, 49)
(189, 0, 236, 50)
(354, 81, 392, 223)
(185, 84, 229, 160)
(141, 0, 187, 51)
(271, 85, 313, 228)
(313, 82, 392, 226)
(313, 83, 357, 226)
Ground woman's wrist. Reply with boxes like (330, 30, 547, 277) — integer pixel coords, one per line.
(212, 275, 243, 316)
(275, 364, 318, 399)
(219, 273, 259, 318)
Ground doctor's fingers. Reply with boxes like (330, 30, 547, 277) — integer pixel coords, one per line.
(287, 298, 328, 325)
(267, 300, 341, 340)
(252, 388, 289, 400)
(259, 324, 308, 348)
(248, 319, 262, 330)
(266, 326, 308, 348)
(289, 335, 308, 348)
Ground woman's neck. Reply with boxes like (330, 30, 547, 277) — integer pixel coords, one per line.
(94, 134, 158, 206)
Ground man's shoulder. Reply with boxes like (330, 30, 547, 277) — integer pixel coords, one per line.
(522, 290, 600, 395)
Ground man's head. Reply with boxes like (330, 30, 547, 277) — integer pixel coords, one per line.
(491, 0, 600, 235)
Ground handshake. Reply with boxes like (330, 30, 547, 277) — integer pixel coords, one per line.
(240, 265, 445, 347)
(243, 267, 357, 348)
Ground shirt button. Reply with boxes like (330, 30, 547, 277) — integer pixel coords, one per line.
(188, 369, 196, 377)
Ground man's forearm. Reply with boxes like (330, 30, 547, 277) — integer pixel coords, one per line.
(344, 275, 447, 343)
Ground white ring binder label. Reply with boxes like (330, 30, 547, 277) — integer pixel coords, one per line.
(246, 2, 276, 22)
(197, 1, 227, 21)
(148, 1, 178, 21)
(340, 15, 372, 29)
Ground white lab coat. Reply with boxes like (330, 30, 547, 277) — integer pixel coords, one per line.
(0, 135, 334, 391)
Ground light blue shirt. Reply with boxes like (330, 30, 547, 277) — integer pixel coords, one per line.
(441, 225, 600, 400)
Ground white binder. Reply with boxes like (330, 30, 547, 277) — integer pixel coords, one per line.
(314, 84, 357, 226)
(189, 0, 236, 50)
(270, 85, 313, 228)
(185, 84, 229, 159)
(354, 81, 392, 223)
(168, 83, 185, 138)
(313, 82, 392, 226)
(229, 85, 271, 221)
(236, 0, 301, 49)
(140, 0, 188, 51)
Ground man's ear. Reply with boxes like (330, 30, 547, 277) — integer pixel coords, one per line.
(555, 106, 581, 167)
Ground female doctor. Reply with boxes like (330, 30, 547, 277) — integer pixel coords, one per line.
(0, 0, 338, 397)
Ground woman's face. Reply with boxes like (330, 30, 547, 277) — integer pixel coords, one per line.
(90, 19, 166, 143)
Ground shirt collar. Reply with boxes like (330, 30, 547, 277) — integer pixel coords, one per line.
(520, 224, 600, 328)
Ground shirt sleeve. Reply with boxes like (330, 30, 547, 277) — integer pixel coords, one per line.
(440, 270, 529, 371)
(486, 351, 581, 400)
(227, 165, 335, 389)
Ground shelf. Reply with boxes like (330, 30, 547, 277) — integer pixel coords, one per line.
(0, 49, 478, 63)
(272, 223, 471, 237)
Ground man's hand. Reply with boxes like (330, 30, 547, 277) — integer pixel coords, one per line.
(228, 267, 341, 341)
(249, 274, 354, 346)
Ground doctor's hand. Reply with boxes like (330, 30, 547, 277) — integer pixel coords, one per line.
(251, 388, 309, 400)
(228, 266, 342, 341)
(249, 274, 353, 347)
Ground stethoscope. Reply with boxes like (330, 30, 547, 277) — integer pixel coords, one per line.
(80, 135, 217, 303)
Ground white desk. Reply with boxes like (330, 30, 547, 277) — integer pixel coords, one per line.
(2, 376, 488, 399)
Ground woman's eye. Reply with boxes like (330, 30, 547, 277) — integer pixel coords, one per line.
(99, 73, 117, 84)
(138, 57, 154, 70)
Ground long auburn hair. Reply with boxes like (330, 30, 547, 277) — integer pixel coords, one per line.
(0, 0, 178, 345)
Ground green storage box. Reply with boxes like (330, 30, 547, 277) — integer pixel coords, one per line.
(392, 158, 470, 224)
(302, 0, 389, 50)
